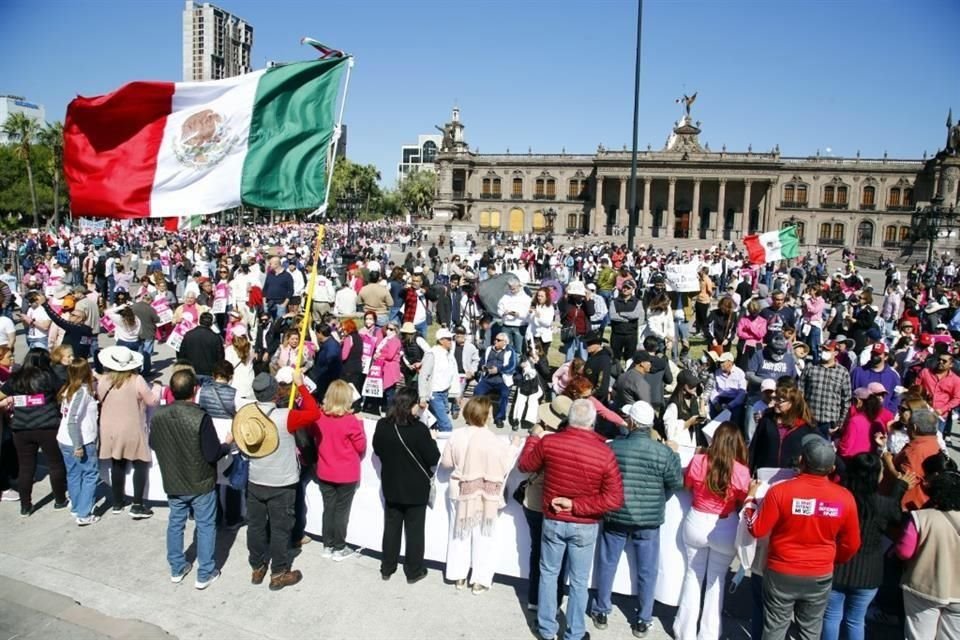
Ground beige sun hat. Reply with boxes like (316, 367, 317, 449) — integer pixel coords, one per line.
(231, 403, 279, 459)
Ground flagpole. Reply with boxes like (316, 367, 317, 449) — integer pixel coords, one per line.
(289, 55, 354, 409)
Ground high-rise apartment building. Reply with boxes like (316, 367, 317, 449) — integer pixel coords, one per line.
(0, 95, 45, 144)
(182, 1, 253, 82)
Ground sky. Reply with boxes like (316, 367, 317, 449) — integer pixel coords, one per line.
(2, 0, 959, 187)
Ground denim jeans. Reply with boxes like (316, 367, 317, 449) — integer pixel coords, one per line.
(167, 490, 218, 581)
(806, 325, 822, 365)
(538, 518, 598, 640)
(821, 586, 879, 640)
(473, 377, 510, 422)
(116, 338, 141, 354)
(59, 441, 100, 518)
(564, 336, 586, 361)
(592, 524, 660, 625)
(502, 325, 526, 356)
(428, 390, 453, 432)
(26, 336, 48, 350)
(140, 339, 155, 376)
(415, 321, 427, 338)
(523, 507, 567, 607)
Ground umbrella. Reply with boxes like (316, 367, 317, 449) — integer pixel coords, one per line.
(477, 273, 534, 319)
(540, 279, 564, 304)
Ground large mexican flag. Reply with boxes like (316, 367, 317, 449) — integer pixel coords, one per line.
(744, 226, 800, 264)
(64, 57, 348, 219)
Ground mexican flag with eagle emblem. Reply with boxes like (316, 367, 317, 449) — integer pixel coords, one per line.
(64, 57, 348, 219)
(744, 226, 800, 264)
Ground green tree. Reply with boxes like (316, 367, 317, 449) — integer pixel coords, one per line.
(329, 157, 382, 217)
(38, 121, 65, 228)
(398, 169, 436, 218)
(2, 112, 41, 227)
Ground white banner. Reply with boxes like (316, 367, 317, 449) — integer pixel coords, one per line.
(78, 218, 107, 233)
(664, 263, 700, 292)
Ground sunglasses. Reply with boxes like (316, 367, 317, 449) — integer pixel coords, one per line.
(773, 398, 790, 405)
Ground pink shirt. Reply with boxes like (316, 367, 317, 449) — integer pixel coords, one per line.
(313, 411, 367, 483)
(837, 413, 882, 459)
(684, 453, 750, 517)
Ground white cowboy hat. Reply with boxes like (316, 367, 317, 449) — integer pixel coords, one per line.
(97, 345, 144, 372)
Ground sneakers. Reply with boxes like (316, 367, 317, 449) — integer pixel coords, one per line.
(195, 570, 220, 590)
(320, 545, 334, 559)
(112, 501, 128, 515)
(269, 569, 303, 591)
(251, 564, 268, 585)
(331, 547, 357, 562)
(1, 489, 20, 502)
(590, 612, 608, 630)
(471, 583, 490, 595)
(53, 498, 70, 510)
(171, 564, 192, 584)
(294, 535, 312, 548)
(130, 504, 154, 519)
(526, 603, 539, 612)
(76, 515, 100, 526)
(455, 579, 467, 591)
(406, 568, 428, 584)
(19, 505, 31, 518)
(631, 621, 652, 638)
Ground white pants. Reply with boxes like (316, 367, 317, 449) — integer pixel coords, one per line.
(444, 501, 499, 587)
(674, 508, 738, 640)
(904, 590, 960, 640)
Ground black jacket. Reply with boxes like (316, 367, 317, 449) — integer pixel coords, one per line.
(435, 287, 462, 328)
(179, 326, 224, 377)
(372, 418, 440, 505)
(585, 346, 614, 401)
(43, 303, 94, 359)
(833, 480, 908, 589)
(749, 409, 818, 473)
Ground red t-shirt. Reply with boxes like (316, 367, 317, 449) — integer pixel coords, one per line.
(749, 473, 861, 577)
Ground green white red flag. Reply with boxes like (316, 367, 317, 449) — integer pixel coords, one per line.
(64, 57, 348, 219)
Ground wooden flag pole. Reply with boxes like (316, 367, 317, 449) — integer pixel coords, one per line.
(288, 54, 353, 409)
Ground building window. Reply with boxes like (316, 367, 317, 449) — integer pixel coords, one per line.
(856, 220, 874, 247)
(900, 226, 911, 242)
(481, 178, 491, 196)
(833, 223, 844, 242)
(837, 186, 848, 205)
(546, 179, 556, 197)
(492, 178, 501, 196)
(566, 213, 580, 233)
(819, 222, 831, 241)
(796, 185, 807, 203)
(823, 185, 834, 204)
(512, 178, 523, 197)
(884, 225, 898, 243)
(861, 185, 876, 208)
(888, 187, 901, 207)
(568, 179, 583, 199)
(903, 188, 913, 207)
(535, 179, 545, 197)
(782, 182, 807, 207)
(783, 184, 794, 203)
(421, 140, 437, 163)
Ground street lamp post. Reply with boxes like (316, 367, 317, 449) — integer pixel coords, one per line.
(910, 195, 959, 267)
(544, 207, 557, 234)
(338, 189, 362, 257)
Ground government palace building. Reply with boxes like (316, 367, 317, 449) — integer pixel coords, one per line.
(430, 106, 960, 255)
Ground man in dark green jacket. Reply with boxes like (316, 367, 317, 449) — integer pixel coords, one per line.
(589, 401, 683, 638)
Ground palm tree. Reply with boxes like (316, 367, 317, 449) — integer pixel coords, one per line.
(38, 121, 64, 228)
(2, 112, 41, 227)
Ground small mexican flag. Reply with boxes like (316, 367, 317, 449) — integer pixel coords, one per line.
(163, 216, 203, 232)
(744, 226, 800, 264)
(64, 57, 348, 219)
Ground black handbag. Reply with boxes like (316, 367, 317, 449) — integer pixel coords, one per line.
(294, 426, 318, 469)
(512, 479, 529, 505)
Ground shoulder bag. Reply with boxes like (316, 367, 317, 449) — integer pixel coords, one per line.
(394, 423, 436, 509)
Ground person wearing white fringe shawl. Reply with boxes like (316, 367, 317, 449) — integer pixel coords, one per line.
(440, 396, 522, 594)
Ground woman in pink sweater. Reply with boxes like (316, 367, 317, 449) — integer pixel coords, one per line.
(312, 380, 367, 560)
(735, 299, 767, 369)
(837, 393, 884, 461)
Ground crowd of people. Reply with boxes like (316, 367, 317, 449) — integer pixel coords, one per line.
(0, 219, 958, 639)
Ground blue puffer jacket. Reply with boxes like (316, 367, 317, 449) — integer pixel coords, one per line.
(604, 429, 683, 529)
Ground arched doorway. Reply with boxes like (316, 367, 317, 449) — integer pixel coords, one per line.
(509, 208, 524, 233)
(856, 220, 874, 247)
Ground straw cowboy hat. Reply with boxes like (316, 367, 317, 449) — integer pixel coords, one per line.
(97, 345, 144, 372)
(231, 403, 279, 458)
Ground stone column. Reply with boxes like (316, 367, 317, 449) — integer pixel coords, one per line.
(641, 177, 651, 237)
(714, 178, 727, 240)
(692, 178, 702, 237)
(666, 177, 676, 238)
(594, 175, 605, 234)
(618, 177, 627, 231)
(742, 180, 753, 238)
(764, 181, 774, 233)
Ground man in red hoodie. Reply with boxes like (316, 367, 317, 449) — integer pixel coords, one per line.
(519, 398, 624, 640)
(744, 434, 861, 640)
